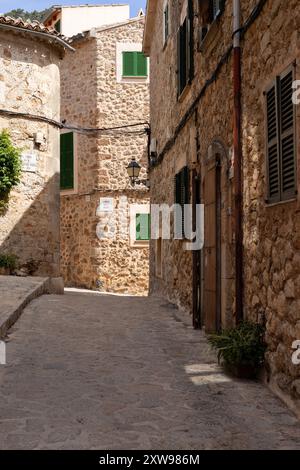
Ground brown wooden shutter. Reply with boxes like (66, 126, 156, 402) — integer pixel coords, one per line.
(279, 68, 296, 199)
(266, 82, 280, 203)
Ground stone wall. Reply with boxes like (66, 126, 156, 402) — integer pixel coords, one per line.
(0, 31, 61, 277)
(60, 18, 150, 294)
(148, 0, 235, 320)
(146, 0, 300, 412)
(241, 0, 300, 412)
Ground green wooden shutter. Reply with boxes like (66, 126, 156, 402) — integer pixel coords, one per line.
(60, 132, 74, 190)
(123, 52, 135, 76)
(55, 19, 61, 33)
(136, 214, 150, 241)
(136, 52, 148, 76)
(266, 83, 280, 202)
(279, 69, 296, 199)
(123, 52, 147, 77)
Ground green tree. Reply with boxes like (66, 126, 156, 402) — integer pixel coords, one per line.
(4, 8, 52, 23)
(0, 130, 21, 197)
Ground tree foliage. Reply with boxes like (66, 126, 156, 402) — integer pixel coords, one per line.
(0, 130, 21, 196)
(4, 8, 52, 23)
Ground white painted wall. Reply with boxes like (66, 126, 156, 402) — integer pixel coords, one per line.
(61, 5, 130, 37)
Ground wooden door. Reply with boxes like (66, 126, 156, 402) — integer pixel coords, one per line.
(204, 157, 221, 333)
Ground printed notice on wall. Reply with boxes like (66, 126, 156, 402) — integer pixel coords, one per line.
(21, 153, 37, 173)
(97, 197, 114, 214)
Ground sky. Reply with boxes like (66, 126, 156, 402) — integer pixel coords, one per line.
(0, 0, 146, 17)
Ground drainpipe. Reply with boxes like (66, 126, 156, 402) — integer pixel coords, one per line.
(233, 0, 243, 323)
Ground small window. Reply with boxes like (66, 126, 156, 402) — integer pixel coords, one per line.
(265, 66, 296, 203)
(55, 19, 61, 33)
(136, 213, 150, 241)
(163, 1, 170, 45)
(122, 52, 148, 77)
(198, 0, 225, 43)
(177, 0, 194, 96)
(60, 132, 74, 190)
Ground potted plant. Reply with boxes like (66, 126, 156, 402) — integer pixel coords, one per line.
(0, 253, 18, 275)
(208, 321, 267, 379)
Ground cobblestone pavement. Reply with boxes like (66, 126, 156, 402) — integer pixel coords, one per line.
(0, 290, 299, 450)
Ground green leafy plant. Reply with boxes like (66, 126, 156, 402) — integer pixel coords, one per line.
(0, 130, 22, 212)
(0, 253, 18, 272)
(208, 321, 266, 369)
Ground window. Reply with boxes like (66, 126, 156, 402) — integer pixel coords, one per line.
(266, 66, 296, 203)
(177, 0, 194, 96)
(55, 19, 61, 33)
(136, 213, 150, 241)
(198, 0, 225, 43)
(163, 1, 170, 45)
(212, 0, 224, 20)
(130, 204, 150, 246)
(174, 166, 189, 238)
(60, 132, 74, 191)
(122, 52, 148, 77)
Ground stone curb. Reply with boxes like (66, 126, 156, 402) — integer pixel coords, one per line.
(0, 277, 64, 340)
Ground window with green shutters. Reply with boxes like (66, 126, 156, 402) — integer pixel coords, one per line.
(60, 132, 74, 191)
(122, 52, 148, 77)
(266, 66, 296, 203)
(136, 213, 150, 241)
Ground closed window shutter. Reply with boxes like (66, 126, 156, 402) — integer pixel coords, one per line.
(266, 83, 280, 202)
(136, 52, 148, 76)
(60, 132, 74, 190)
(122, 52, 135, 76)
(280, 69, 296, 199)
(188, 0, 194, 80)
(55, 19, 61, 33)
(174, 167, 189, 238)
(180, 19, 188, 95)
(136, 214, 150, 241)
(266, 66, 296, 203)
(123, 52, 147, 77)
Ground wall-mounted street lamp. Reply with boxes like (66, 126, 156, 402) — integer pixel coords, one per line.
(126, 158, 150, 188)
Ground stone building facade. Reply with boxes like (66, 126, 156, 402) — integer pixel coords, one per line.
(60, 16, 150, 294)
(144, 0, 300, 414)
(0, 17, 72, 277)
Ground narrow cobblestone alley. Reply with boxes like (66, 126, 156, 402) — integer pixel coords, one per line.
(0, 290, 299, 450)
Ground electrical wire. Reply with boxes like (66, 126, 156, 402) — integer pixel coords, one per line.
(0, 108, 149, 135)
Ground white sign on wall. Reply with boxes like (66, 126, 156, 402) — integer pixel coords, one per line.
(97, 197, 114, 214)
(21, 153, 38, 173)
